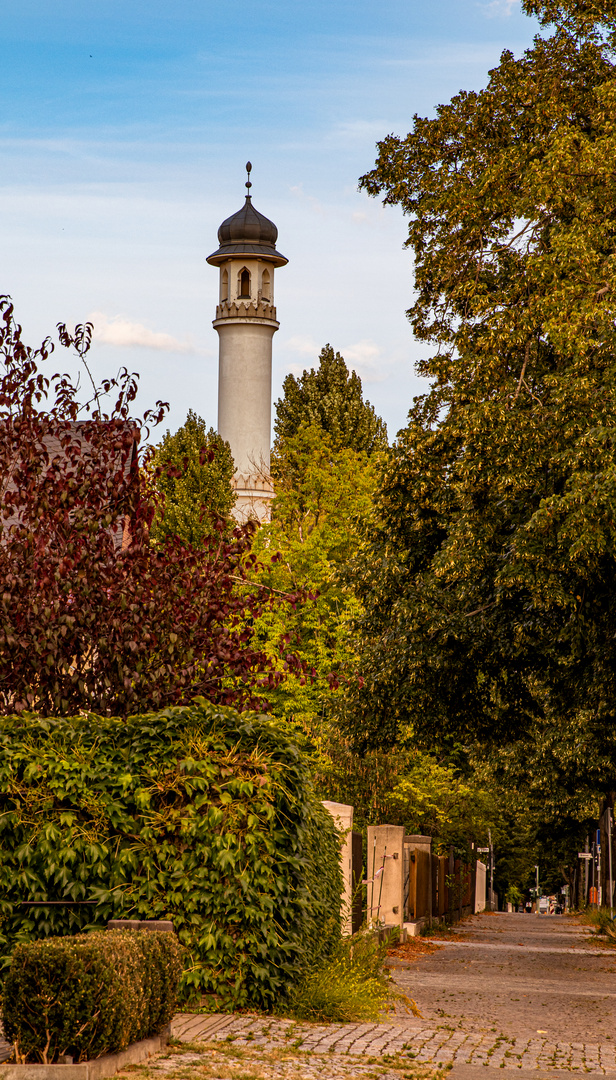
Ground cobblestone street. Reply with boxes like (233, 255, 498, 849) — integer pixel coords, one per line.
(165, 913, 616, 1076)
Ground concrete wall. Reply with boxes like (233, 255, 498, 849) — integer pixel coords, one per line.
(414, 849, 432, 920)
(366, 824, 404, 929)
(322, 801, 354, 935)
(475, 860, 487, 913)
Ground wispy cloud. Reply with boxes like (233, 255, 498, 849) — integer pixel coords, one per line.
(326, 119, 391, 147)
(289, 185, 326, 216)
(477, 0, 518, 16)
(342, 339, 387, 383)
(284, 334, 322, 359)
(88, 312, 198, 353)
(282, 334, 387, 383)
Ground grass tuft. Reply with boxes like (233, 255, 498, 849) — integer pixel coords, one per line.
(282, 931, 392, 1023)
(582, 907, 615, 935)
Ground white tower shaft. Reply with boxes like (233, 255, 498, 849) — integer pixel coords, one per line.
(214, 302, 278, 517)
(217, 319, 276, 481)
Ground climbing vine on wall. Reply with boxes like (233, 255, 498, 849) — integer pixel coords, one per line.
(0, 700, 343, 1010)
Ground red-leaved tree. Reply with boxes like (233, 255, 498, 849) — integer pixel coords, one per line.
(0, 296, 295, 716)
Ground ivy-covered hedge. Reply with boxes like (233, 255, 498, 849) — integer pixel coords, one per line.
(0, 701, 342, 1010)
(3, 929, 184, 1063)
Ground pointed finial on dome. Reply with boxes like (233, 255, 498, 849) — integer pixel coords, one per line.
(245, 161, 252, 197)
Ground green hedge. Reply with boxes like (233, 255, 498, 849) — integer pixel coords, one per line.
(0, 700, 342, 1010)
(2, 929, 184, 1063)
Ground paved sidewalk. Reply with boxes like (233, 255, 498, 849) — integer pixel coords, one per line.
(170, 913, 616, 1074)
(392, 913, 616, 1044)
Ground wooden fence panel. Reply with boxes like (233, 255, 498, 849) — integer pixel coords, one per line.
(438, 855, 448, 916)
(415, 850, 431, 919)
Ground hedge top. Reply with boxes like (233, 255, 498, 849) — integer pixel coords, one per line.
(3, 928, 184, 1063)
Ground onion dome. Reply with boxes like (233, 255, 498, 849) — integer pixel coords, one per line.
(207, 163, 288, 267)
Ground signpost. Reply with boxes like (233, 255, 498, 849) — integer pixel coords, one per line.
(608, 809, 614, 918)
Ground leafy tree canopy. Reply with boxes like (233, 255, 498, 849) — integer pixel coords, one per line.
(348, 0, 616, 778)
(525, 0, 616, 34)
(315, 740, 498, 856)
(258, 399, 498, 865)
(476, 722, 603, 896)
(274, 345, 388, 456)
(149, 410, 235, 545)
(253, 423, 378, 731)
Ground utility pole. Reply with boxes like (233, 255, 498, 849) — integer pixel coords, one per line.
(535, 864, 540, 914)
(488, 828, 494, 910)
(584, 835, 589, 906)
(605, 812, 609, 920)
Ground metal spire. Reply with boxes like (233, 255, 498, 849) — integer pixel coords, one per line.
(245, 161, 252, 197)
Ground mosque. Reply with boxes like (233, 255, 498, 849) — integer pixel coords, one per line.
(207, 163, 287, 523)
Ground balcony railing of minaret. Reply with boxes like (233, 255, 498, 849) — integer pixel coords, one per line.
(215, 298, 277, 321)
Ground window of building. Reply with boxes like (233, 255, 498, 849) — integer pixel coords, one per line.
(261, 269, 271, 301)
(239, 268, 251, 298)
(221, 269, 228, 301)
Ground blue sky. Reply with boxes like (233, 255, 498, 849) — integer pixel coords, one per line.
(1, 0, 539, 442)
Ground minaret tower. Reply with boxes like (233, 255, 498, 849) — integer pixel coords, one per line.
(207, 163, 288, 522)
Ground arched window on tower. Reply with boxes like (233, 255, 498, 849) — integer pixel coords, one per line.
(221, 269, 228, 302)
(261, 269, 271, 301)
(238, 268, 251, 298)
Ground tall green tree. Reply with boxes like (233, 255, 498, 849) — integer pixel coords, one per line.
(477, 727, 602, 896)
(149, 411, 235, 545)
(274, 345, 388, 456)
(260, 375, 497, 858)
(347, 0, 616, 780)
(254, 347, 389, 732)
(253, 423, 378, 732)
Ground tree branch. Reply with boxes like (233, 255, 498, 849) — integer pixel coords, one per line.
(464, 601, 497, 618)
(513, 341, 531, 402)
(229, 574, 299, 600)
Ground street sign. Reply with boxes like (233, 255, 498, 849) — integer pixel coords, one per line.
(477, 847, 490, 853)
(578, 853, 592, 859)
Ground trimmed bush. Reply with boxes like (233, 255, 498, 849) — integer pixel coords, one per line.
(0, 700, 343, 1010)
(2, 929, 184, 1063)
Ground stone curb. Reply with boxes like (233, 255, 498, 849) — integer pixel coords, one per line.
(0, 1029, 169, 1080)
(169, 1015, 234, 1042)
(450, 1067, 610, 1079)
